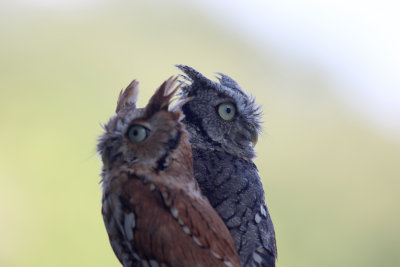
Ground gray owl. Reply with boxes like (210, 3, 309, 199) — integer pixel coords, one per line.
(176, 65, 277, 267)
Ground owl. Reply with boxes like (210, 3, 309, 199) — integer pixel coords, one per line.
(97, 77, 241, 267)
(176, 65, 277, 267)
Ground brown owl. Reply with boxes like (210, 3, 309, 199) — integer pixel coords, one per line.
(97, 77, 241, 267)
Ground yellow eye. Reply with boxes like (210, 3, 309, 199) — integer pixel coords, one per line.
(127, 125, 149, 143)
(217, 103, 236, 121)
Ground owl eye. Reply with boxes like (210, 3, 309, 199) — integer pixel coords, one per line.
(217, 103, 236, 121)
(127, 125, 149, 143)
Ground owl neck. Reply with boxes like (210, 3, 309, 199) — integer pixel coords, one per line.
(182, 119, 256, 161)
(154, 131, 194, 182)
(135, 131, 196, 190)
(188, 133, 256, 162)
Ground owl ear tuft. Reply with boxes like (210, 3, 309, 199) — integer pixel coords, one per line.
(145, 76, 181, 116)
(116, 79, 140, 113)
(176, 64, 207, 82)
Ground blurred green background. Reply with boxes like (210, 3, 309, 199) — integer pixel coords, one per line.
(1, 1, 399, 267)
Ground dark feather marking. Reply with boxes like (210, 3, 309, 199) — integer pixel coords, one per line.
(209, 173, 233, 196)
(236, 178, 250, 196)
(118, 196, 134, 213)
(225, 211, 239, 224)
(182, 103, 222, 148)
(154, 129, 182, 172)
(212, 195, 231, 209)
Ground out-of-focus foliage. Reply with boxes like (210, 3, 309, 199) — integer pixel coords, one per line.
(0, 2, 399, 267)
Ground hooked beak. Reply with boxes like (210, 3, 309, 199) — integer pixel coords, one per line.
(250, 130, 258, 147)
(101, 147, 122, 169)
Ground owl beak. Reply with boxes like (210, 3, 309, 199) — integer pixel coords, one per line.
(250, 131, 258, 147)
(101, 147, 122, 169)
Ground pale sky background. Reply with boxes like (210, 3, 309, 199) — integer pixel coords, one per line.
(194, 0, 400, 140)
(10, 0, 400, 140)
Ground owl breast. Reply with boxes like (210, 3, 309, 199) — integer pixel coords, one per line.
(191, 148, 276, 266)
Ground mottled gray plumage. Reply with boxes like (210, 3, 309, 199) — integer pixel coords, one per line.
(177, 65, 277, 267)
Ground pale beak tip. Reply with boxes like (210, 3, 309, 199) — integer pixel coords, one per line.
(251, 132, 258, 147)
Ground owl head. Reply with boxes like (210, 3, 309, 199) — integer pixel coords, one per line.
(176, 65, 261, 160)
(98, 77, 189, 182)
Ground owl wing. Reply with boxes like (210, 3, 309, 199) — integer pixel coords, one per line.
(244, 203, 277, 267)
(157, 183, 241, 267)
(102, 175, 241, 267)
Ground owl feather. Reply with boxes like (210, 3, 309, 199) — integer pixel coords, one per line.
(98, 76, 241, 267)
(176, 65, 277, 267)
